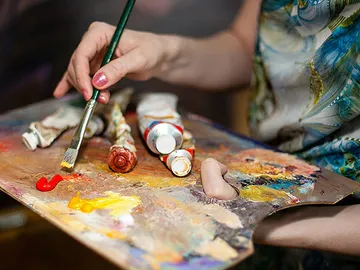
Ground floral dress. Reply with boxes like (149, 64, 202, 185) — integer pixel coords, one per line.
(250, 0, 360, 185)
(247, 1, 360, 269)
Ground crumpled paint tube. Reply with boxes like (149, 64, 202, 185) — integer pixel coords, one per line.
(86, 87, 134, 139)
(106, 103, 137, 173)
(22, 106, 84, 151)
(21, 88, 134, 151)
(160, 130, 195, 177)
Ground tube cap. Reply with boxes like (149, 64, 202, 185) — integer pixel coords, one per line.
(155, 134, 176, 154)
(22, 132, 39, 151)
(171, 156, 192, 177)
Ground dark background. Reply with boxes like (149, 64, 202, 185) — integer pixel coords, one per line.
(0, 0, 242, 127)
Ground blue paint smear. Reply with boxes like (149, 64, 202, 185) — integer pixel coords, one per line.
(298, 182, 315, 194)
(266, 181, 297, 192)
(127, 245, 226, 270)
(266, 179, 315, 195)
(161, 256, 225, 270)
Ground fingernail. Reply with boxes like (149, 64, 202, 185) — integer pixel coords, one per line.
(82, 89, 89, 100)
(93, 72, 108, 87)
(98, 95, 106, 104)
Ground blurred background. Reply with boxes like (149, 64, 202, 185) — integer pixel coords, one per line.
(0, 0, 245, 127)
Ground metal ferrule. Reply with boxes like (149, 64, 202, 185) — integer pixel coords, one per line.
(69, 99, 97, 150)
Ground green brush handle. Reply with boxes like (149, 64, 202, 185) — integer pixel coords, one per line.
(91, 0, 136, 101)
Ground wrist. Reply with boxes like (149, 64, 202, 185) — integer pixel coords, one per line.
(155, 34, 191, 81)
(162, 34, 184, 62)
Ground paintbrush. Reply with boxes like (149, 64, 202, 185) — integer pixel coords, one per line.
(61, 0, 136, 169)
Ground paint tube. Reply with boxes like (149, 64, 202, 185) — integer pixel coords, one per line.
(84, 115, 105, 139)
(22, 88, 134, 151)
(160, 130, 195, 177)
(137, 92, 184, 155)
(106, 104, 137, 173)
(22, 106, 84, 151)
(87, 87, 134, 140)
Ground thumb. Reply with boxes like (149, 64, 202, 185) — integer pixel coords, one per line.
(92, 49, 147, 89)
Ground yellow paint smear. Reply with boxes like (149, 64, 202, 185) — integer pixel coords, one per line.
(128, 175, 195, 188)
(196, 238, 238, 261)
(105, 230, 127, 241)
(240, 185, 297, 203)
(68, 191, 141, 217)
(61, 161, 72, 169)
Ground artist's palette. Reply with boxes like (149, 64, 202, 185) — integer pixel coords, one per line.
(0, 96, 359, 270)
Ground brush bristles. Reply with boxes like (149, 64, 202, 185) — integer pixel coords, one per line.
(61, 148, 78, 169)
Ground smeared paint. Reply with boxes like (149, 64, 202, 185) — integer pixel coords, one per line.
(298, 182, 315, 194)
(240, 185, 300, 203)
(266, 181, 296, 191)
(143, 253, 184, 270)
(188, 203, 243, 229)
(126, 175, 195, 188)
(228, 149, 319, 181)
(105, 230, 127, 241)
(36, 175, 64, 192)
(195, 238, 238, 261)
(62, 173, 91, 182)
(161, 256, 225, 270)
(68, 191, 141, 217)
(0, 142, 9, 152)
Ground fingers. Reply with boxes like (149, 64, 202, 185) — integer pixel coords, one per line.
(92, 49, 149, 89)
(53, 22, 152, 101)
(53, 72, 72, 98)
(72, 54, 93, 99)
(71, 23, 116, 98)
(201, 158, 238, 200)
(98, 90, 110, 104)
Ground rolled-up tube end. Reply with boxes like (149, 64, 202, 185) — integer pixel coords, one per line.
(108, 147, 137, 173)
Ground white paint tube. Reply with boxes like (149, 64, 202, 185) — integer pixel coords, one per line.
(22, 106, 84, 151)
(160, 130, 195, 177)
(137, 92, 184, 155)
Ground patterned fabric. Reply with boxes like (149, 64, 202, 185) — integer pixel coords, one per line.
(250, 0, 360, 188)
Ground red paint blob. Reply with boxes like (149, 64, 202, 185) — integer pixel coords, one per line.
(36, 175, 64, 192)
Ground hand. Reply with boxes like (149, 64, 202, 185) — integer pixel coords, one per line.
(53, 22, 181, 104)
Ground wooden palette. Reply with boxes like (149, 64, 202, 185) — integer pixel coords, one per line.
(0, 95, 359, 270)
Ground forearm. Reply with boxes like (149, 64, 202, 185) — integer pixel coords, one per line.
(157, 0, 262, 90)
(254, 204, 360, 256)
(159, 32, 252, 90)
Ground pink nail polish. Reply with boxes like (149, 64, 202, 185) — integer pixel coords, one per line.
(93, 72, 108, 87)
(82, 89, 89, 100)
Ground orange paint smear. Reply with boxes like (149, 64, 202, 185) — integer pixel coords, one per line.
(229, 149, 319, 180)
(62, 173, 91, 182)
(0, 142, 9, 152)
